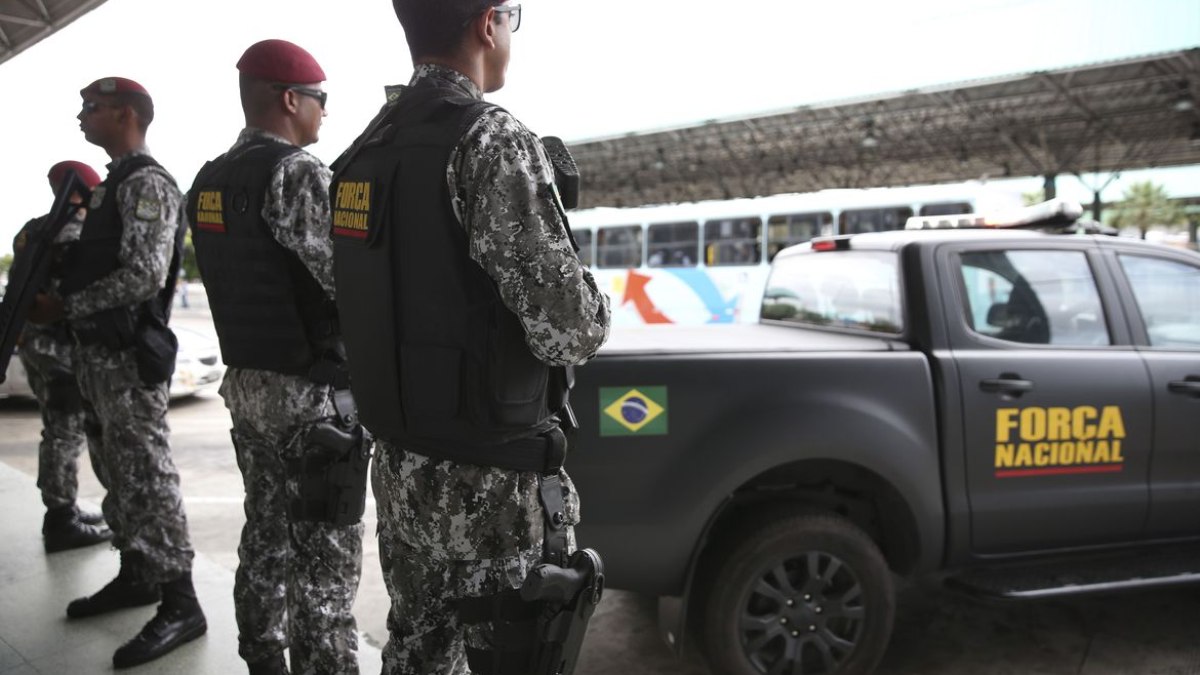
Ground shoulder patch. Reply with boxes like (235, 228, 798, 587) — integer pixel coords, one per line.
(89, 186, 106, 209)
(135, 197, 161, 221)
(331, 179, 372, 240)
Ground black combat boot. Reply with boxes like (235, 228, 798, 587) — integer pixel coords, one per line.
(112, 572, 207, 669)
(75, 507, 106, 526)
(247, 651, 288, 675)
(66, 551, 160, 618)
(43, 505, 113, 553)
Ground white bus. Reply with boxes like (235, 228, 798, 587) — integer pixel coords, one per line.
(567, 182, 1023, 326)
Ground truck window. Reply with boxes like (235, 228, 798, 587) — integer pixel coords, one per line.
(1118, 255, 1200, 348)
(704, 217, 762, 266)
(958, 250, 1109, 346)
(766, 212, 832, 260)
(647, 221, 698, 267)
(762, 251, 901, 333)
(597, 225, 642, 269)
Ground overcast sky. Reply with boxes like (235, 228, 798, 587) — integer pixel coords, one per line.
(1, 0, 1198, 254)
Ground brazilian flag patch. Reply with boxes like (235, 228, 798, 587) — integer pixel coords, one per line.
(600, 387, 668, 436)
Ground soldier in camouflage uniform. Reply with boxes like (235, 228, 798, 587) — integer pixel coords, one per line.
(16, 161, 113, 553)
(186, 40, 364, 675)
(31, 76, 206, 670)
(332, 3, 610, 673)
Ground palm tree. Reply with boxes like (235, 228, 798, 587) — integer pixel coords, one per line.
(1108, 181, 1186, 240)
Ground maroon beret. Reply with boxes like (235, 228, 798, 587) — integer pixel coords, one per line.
(80, 76, 151, 101)
(47, 160, 102, 194)
(237, 39, 326, 84)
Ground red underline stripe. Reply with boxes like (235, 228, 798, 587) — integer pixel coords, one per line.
(196, 222, 225, 233)
(333, 227, 368, 239)
(995, 464, 1125, 478)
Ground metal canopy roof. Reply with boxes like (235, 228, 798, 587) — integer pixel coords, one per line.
(570, 48, 1200, 209)
(0, 0, 107, 66)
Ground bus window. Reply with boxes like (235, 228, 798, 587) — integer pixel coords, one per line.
(767, 211, 832, 260)
(597, 225, 643, 268)
(704, 216, 762, 266)
(840, 206, 914, 234)
(647, 221, 699, 267)
(575, 229, 594, 267)
(920, 202, 971, 217)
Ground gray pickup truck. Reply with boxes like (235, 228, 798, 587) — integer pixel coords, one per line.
(566, 205, 1200, 674)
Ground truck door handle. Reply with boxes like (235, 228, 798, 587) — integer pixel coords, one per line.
(1168, 377, 1200, 397)
(980, 377, 1033, 395)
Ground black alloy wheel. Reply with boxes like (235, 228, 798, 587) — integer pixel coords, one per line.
(703, 512, 895, 675)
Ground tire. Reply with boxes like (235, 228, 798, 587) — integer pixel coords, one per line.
(701, 512, 895, 675)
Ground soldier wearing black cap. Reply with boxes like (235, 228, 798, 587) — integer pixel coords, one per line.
(16, 161, 113, 553)
(186, 40, 365, 675)
(30, 76, 206, 670)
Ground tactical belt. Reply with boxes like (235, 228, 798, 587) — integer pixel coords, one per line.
(401, 427, 568, 476)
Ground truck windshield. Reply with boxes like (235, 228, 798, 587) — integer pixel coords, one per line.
(761, 251, 902, 333)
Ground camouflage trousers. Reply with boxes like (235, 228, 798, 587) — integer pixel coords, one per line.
(76, 351, 194, 583)
(223, 369, 364, 674)
(19, 337, 87, 509)
(372, 439, 580, 675)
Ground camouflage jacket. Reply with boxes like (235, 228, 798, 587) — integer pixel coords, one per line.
(384, 64, 611, 367)
(62, 148, 181, 320)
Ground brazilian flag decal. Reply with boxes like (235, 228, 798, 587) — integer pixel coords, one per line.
(600, 387, 668, 436)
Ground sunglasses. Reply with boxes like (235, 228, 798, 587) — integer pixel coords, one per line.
(273, 84, 328, 110)
(80, 100, 116, 114)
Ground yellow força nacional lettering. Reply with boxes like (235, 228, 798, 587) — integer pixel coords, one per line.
(336, 181, 371, 212)
(1072, 406, 1098, 440)
(333, 209, 368, 231)
(1096, 406, 1126, 439)
(996, 408, 1020, 443)
(992, 405, 1128, 472)
(198, 190, 222, 212)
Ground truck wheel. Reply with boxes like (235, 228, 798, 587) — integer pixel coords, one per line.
(702, 512, 895, 675)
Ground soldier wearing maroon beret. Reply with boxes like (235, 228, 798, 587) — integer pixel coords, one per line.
(43, 76, 206, 670)
(185, 39, 365, 675)
(15, 160, 112, 557)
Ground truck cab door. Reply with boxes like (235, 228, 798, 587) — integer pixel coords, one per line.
(941, 244, 1152, 554)
(1110, 251, 1200, 538)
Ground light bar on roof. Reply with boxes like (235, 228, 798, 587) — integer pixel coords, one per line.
(905, 198, 1084, 230)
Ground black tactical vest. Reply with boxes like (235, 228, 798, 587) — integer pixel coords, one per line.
(330, 81, 563, 455)
(59, 154, 164, 297)
(187, 140, 340, 376)
(55, 154, 185, 385)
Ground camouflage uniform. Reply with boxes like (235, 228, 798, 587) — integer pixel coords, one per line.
(372, 64, 610, 675)
(17, 212, 89, 509)
(62, 149, 194, 584)
(214, 129, 363, 673)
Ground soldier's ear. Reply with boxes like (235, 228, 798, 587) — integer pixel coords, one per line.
(472, 6, 498, 49)
(280, 88, 301, 115)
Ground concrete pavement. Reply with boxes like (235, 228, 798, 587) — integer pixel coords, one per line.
(0, 461, 381, 674)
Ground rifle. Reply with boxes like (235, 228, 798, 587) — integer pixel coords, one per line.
(0, 171, 88, 382)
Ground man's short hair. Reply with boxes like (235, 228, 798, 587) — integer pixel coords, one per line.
(392, 0, 505, 59)
(113, 92, 154, 131)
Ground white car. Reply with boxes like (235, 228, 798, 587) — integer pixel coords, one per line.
(0, 325, 225, 401)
